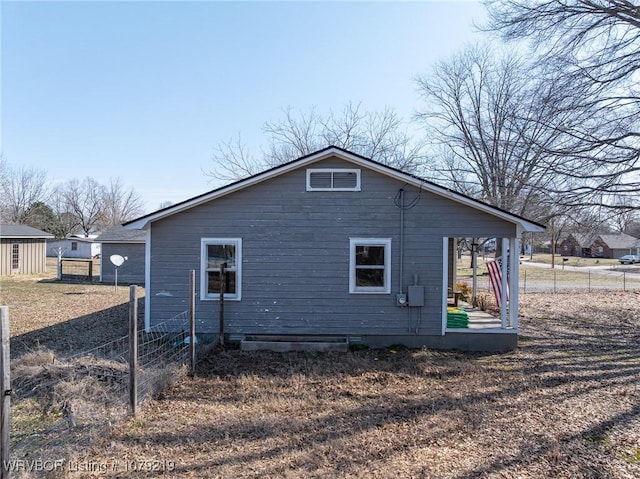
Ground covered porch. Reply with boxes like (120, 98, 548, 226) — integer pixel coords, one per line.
(443, 236, 521, 334)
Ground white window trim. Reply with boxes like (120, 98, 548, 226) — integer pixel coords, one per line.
(200, 238, 242, 301)
(306, 168, 361, 191)
(349, 238, 391, 294)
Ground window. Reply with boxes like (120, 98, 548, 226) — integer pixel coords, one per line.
(307, 168, 361, 191)
(201, 238, 242, 300)
(349, 238, 391, 293)
(71, 241, 78, 251)
(11, 244, 19, 271)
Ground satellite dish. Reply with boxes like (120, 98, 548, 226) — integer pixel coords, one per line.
(110, 254, 126, 267)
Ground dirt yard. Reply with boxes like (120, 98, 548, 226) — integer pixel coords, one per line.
(2, 272, 640, 478)
(69, 291, 639, 479)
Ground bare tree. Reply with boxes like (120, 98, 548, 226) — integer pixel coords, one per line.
(209, 134, 266, 183)
(48, 188, 81, 238)
(415, 44, 569, 223)
(100, 177, 145, 228)
(207, 103, 428, 182)
(484, 0, 640, 209)
(0, 159, 49, 223)
(56, 177, 106, 237)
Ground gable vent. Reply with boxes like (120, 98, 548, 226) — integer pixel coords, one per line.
(306, 168, 361, 191)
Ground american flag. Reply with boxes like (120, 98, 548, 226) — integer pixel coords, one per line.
(487, 257, 509, 307)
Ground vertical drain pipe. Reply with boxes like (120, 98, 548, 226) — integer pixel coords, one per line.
(399, 188, 405, 295)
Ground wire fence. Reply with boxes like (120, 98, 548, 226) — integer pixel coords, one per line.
(138, 310, 192, 402)
(6, 284, 210, 467)
(458, 268, 640, 295)
(59, 259, 97, 282)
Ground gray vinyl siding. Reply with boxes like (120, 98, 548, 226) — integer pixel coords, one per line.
(0, 239, 48, 275)
(100, 243, 146, 285)
(148, 157, 517, 337)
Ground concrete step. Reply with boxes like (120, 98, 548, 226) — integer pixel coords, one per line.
(240, 336, 349, 352)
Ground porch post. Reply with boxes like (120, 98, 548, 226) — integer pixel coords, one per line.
(441, 237, 449, 335)
(471, 239, 478, 303)
(509, 236, 520, 329)
(500, 238, 508, 329)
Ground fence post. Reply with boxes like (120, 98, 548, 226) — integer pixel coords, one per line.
(189, 270, 196, 375)
(129, 286, 138, 415)
(623, 271, 627, 292)
(1, 307, 10, 478)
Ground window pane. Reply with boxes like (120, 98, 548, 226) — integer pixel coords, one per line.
(207, 271, 236, 294)
(12, 244, 19, 269)
(355, 245, 385, 266)
(207, 244, 235, 268)
(355, 268, 384, 287)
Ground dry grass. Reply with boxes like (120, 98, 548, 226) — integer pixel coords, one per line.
(1, 268, 143, 357)
(63, 291, 639, 479)
(523, 254, 621, 267)
(3, 267, 640, 478)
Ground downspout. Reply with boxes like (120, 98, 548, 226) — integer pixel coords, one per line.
(399, 188, 404, 295)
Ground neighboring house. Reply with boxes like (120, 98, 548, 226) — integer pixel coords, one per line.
(558, 233, 598, 257)
(124, 146, 545, 351)
(0, 224, 54, 275)
(96, 224, 146, 285)
(590, 233, 640, 259)
(47, 234, 101, 259)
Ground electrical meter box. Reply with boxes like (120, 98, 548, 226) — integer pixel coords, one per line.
(407, 285, 425, 307)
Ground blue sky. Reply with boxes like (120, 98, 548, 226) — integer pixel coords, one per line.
(2, 1, 488, 211)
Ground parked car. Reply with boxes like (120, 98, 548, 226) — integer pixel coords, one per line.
(618, 254, 640, 264)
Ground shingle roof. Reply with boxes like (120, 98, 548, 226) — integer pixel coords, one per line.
(0, 224, 54, 239)
(596, 233, 639, 249)
(96, 224, 146, 243)
(571, 233, 599, 248)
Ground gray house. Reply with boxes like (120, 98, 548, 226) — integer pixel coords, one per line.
(0, 224, 54, 275)
(125, 147, 544, 351)
(96, 224, 146, 285)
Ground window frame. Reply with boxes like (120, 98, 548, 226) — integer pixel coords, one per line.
(349, 238, 392, 294)
(11, 243, 19, 271)
(200, 238, 242, 301)
(306, 168, 361, 191)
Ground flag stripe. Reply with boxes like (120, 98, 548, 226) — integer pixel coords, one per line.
(487, 258, 509, 308)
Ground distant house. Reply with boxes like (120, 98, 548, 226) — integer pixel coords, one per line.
(47, 234, 101, 259)
(125, 147, 545, 352)
(590, 233, 639, 259)
(0, 224, 54, 275)
(558, 233, 597, 257)
(96, 224, 146, 285)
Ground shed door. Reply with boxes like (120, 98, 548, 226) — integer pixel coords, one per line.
(11, 243, 20, 273)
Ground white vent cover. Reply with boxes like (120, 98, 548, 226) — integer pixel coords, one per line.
(306, 168, 361, 191)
